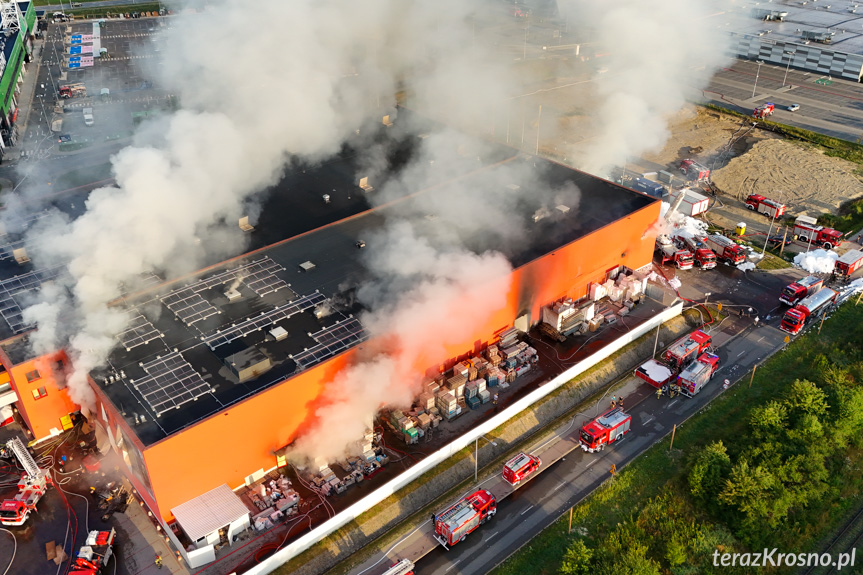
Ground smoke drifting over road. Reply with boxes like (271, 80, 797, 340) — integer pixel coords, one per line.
(559, 0, 735, 176)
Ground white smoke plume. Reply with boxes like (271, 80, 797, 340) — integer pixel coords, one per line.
(15, 0, 518, 409)
(291, 222, 513, 462)
(559, 0, 736, 175)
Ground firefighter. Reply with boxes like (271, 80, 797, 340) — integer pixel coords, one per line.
(656, 386, 663, 399)
(155, 555, 163, 569)
(618, 397, 624, 409)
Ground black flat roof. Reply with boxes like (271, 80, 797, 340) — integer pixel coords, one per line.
(0, 109, 656, 444)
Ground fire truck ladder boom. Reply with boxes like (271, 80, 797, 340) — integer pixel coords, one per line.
(7, 437, 39, 480)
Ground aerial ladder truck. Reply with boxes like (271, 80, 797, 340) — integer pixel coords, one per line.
(0, 437, 52, 526)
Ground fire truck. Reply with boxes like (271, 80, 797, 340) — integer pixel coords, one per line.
(58, 83, 87, 99)
(579, 407, 632, 453)
(72, 528, 116, 574)
(635, 359, 676, 389)
(502, 452, 541, 485)
(780, 287, 838, 335)
(793, 215, 844, 250)
(753, 102, 775, 119)
(703, 234, 747, 265)
(433, 489, 497, 548)
(381, 559, 414, 575)
(673, 353, 720, 397)
(665, 329, 712, 370)
(0, 438, 51, 526)
(674, 235, 717, 269)
(779, 275, 823, 306)
(655, 234, 694, 269)
(745, 194, 786, 218)
(679, 159, 710, 182)
(833, 250, 863, 282)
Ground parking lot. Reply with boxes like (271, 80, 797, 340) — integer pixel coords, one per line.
(24, 16, 175, 158)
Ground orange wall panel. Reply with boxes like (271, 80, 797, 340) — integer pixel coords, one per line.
(142, 349, 356, 520)
(5, 352, 77, 441)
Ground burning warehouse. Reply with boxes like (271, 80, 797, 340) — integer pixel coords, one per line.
(0, 110, 660, 555)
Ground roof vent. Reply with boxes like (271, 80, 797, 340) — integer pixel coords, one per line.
(322, 194, 331, 203)
(270, 326, 288, 341)
(556, 205, 570, 214)
(225, 288, 241, 301)
(358, 176, 374, 192)
(239, 216, 254, 232)
(533, 207, 550, 222)
(13, 248, 29, 265)
(382, 114, 394, 127)
(299, 261, 316, 272)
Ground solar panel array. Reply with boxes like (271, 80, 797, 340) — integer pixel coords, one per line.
(161, 291, 220, 326)
(0, 267, 63, 333)
(202, 292, 326, 350)
(242, 259, 288, 297)
(132, 352, 212, 416)
(292, 318, 367, 371)
(118, 314, 162, 351)
(160, 257, 289, 325)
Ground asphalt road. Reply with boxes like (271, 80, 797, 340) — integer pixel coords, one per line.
(415, 320, 788, 575)
(700, 59, 863, 142)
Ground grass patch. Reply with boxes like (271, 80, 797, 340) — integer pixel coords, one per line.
(494, 299, 863, 575)
(62, 3, 162, 19)
(816, 196, 863, 236)
(756, 251, 792, 270)
(705, 103, 863, 164)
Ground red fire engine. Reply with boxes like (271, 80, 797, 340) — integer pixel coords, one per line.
(679, 159, 710, 182)
(381, 559, 415, 575)
(674, 235, 717, 269)
(780, 287, 838, 335)
(673, 353, 719, 397)
(0, 438, 51, 526)
(579, 407, 632, 453)
(664, 329, 712, 370)
(753, 102, 775, 119)
(502, 452, 541, 485)
(635, 359, 676, 388)
(433, 489, 497, 548)
(833, 250, 863, 282)
(793, 215, 844, 250)
(703, 235, 747, 265)
(745, 194, 786, 218)
(655, 234, 694, 269)
(779, 275, 823, 306)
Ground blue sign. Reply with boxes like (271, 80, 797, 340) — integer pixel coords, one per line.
(70, 46, 82, 55)
(68, 62, 80, 69)
(69, 56, 80, 62)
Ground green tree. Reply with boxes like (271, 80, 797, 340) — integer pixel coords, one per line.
(688, 441, 731, 501)
(718, 460, 776, 522)
(560, 540, 593, 575)
(750, 401, 788, 440)
(785, 380, 829, 419)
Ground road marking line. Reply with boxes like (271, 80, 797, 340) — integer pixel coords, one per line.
(757, 336, 765, 342)
(737, 350, 746, 357)
(484, 531, 499, 541)
(668, 399, 678, 408)
(586, 459, 597, 467)
(644, 416, 654, 424)
(446, 560, 462, 572)
(554, 482, 567, 492)
(520, 505, 534, 516)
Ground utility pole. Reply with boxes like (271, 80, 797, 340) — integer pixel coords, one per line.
(652, 323, 661, 356)
(535, 105, 542, 156)
(669, 424, 677, 450)
(779, 227, 788, 258)
(818, 313, 826, 334)
(568, 507, 573, 533)
(749, 364, 757, 388)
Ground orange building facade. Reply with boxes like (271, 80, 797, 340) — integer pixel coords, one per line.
(87, 201, 661, 521)
(0, 348, 78, 441)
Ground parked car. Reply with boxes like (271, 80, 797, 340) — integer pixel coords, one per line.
(767, 234, 792, 247)
(787, 104, 800, 112)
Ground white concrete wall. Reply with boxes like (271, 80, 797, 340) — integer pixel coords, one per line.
(248, 303, 683, 575)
